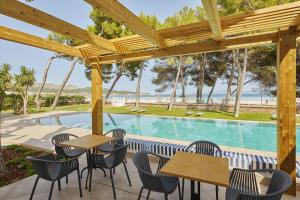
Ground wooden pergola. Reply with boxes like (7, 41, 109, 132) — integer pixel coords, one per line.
(0, 0, 298, 195)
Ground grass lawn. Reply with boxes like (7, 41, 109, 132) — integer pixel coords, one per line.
(3, 104, 277, 122)
(104, 106, 275, 122)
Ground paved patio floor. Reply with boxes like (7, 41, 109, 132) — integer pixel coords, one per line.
(0, 154, 298, 200)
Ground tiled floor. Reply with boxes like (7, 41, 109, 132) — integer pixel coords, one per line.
(0, 155, 298, 200)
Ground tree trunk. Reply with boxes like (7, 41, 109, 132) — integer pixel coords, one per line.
(230, 78, 255, 96)
(35, 55, 60, 110)
(168, 57, 183, 111)
(180, 67, 186, 103)
(206, 78, 217, 104)
(105, 73, 122, 104)
(51, 58, 78, 110)
(135, 61, 144, 107)
(105, 63, 126, 104)
(225, 51, 236, 107)
(234, 49, 248, 117)
(196, 61, 205, 103)
(23, 86, 29, 115)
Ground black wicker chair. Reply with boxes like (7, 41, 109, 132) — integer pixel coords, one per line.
(97, 129, 126, 152)
(51, 133, 85, 183)
(27, 154, 82, 200)
(91, 144, 131, 199)
(51, 133, 85, 159)
(183, 140, 222, 200)
(226, 168, 292, 200)
(133, 151, 181, 200)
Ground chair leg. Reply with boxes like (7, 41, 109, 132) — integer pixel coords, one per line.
(48, 181, 55, 200)
(122, 161, 132, 186)
(80, 166, 88, 178)
(198, 181, 200, 197)
(58, 179, 61, 191)
(164, 194, 168, 200)
(29, 177, 39, 200)
(66, 175, 68, 184)
(137, 187, 143, 200)
(85, 170, 90, 189)
(181, 178, 185, 200)
(215, 185, 219, 200)
(88, 168, 93, 192)
(109, 169, 117, 199)
(99, 167, 107, 177)
(178, 181, 182, 200)
(146, 190, 151, 200)
(77, 168, 83, 198)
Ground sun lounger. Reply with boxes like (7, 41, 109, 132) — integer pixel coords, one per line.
(195, 112, 204, 116)
(137, 109, 147, 113)
(186, 111, 194, 115)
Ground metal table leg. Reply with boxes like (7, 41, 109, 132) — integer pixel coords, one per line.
(191, 180, 200, 200)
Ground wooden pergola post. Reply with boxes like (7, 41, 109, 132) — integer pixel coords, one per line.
(277, 29, 297, 196)
(91, 62, 103, 135)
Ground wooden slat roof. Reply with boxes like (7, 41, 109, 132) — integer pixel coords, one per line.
(1, 1, 300, 62)
(79, 1, 300, 62)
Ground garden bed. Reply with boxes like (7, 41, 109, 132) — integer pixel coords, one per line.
(0, 145, 47, 187)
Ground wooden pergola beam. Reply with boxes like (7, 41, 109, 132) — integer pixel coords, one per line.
(91, 30, 297, 64)
(90, 61, 103, 135)
(84, 0, 167, 48)
(201, 0, 222, 40)
(277, 29, 297, 196)
(0, 0, 117, 53)
(0, 26, 83, 58)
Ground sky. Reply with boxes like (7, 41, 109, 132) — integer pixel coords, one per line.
(0, 0, 258, 95)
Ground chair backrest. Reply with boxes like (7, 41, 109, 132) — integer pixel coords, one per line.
(230, 169, 292, 200)
(105, 129, 126, 145)
(266, 169, 292, 199)
(186, 140, 222, 157)
(51, 133, 78, 156)
(133, 151, 169, 192)
(108, 144, 128, 167)
(27, 154, 56, 181)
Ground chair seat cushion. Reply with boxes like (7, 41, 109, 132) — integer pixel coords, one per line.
(66, 149, 85, 158)
(226, 188, 241, 200)
(161, 177, 178, 194)
(97, 143, 114, 152)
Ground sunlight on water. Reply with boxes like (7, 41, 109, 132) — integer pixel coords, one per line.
(35, 112, 300, 154)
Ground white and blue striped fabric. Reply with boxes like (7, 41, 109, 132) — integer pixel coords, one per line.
(125, 138, 300, 178)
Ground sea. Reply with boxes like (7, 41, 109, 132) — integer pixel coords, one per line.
(107, 93, 278, 105)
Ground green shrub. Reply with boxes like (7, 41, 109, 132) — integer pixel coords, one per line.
(3, 94, 22, 113)
(6, 144, 19, 151)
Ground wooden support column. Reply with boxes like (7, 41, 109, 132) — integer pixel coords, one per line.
(277, 29, 297, 196)
(91, 62, 103, 135)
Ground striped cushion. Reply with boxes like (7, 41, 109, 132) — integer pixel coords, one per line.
(125, 138, 300, 178)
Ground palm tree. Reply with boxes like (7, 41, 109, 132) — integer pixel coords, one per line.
(14, 66, 36, 115)
(0, 64, 12, 113)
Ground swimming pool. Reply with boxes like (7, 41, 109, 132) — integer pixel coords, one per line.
(35, 112, 300, 154)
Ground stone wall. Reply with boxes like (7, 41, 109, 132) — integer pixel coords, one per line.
(122, 102, 277, 114)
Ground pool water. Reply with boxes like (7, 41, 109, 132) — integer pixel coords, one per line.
(36, 112, 300, 154)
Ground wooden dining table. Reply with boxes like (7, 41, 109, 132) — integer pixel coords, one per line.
(160, 151, 229, 200)
(61, 134, 113, 192)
